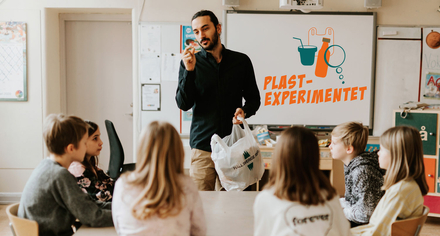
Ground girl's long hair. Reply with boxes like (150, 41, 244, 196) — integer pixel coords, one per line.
(82, 120, 100, 179)
(380, 126, 428, 195)
(265, 126, 337, 205)
(123, 121, 184, 219)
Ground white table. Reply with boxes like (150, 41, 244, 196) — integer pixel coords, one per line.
(75, 191, 258, 236)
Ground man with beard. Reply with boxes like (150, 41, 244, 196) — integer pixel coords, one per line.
(176, 10, 261, 191)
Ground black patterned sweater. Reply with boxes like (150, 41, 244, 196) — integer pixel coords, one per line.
(75, 167, 115, 202)
(340, 151, 386, 224)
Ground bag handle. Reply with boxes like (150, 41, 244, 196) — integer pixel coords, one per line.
(211, 134, 230, 152)
(238, 116, 253, 136)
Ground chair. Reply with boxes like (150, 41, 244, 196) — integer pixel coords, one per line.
(391, 206, 430, 236)
(6, 203, 38, 236)
(105, 119, 136, 179)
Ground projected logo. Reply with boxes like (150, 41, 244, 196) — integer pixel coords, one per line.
(262, 27, 367, 107)
(293, 27, 347, 84)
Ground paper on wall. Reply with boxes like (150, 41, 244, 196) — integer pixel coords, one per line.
(140, 25, 161, 54)
(161, 52, 181, 81)
(140, 53, 161, 83)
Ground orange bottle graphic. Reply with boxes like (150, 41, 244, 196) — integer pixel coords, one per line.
(315, 37, 331, 78)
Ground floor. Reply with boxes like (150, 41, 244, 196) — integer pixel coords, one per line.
(1, 204, 440, 235)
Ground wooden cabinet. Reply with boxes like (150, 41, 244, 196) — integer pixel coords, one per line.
(424, 158, 436, 193)
(394, 109, 440, 217)
(258, 146, 345, 196)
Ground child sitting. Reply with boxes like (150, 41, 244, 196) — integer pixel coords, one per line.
(112, 121, 206, 235)
(18, 114, 113, 236)
(253, 126, 351, 236)
(351, 126, 429, 235)
(69, 120, 114, 202)
(330, 122, 385, 227)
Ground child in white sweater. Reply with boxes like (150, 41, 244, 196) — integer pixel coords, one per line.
(351, 126, 429, 235)
(253, 126, 351, 236)
(112, 121, 206, 236)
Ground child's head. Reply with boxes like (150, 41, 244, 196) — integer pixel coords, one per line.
(379, 126, 428, 195)
(267, 126, 336, 205)
(84, 121, 103, 158)
(82, 120, 103, 178)
(330, 121, 369, 160)
(43, 114, 88, 157)
(126, 121, 184, 219)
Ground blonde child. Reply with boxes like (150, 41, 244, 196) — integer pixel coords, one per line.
(351, 126, 429, 235)
(330, 122, 385, 227)
(18, 114, 113, 236)
(253, 127, 351, 236)
(112, 121, 206, 235)
(69, 120, 115, 202)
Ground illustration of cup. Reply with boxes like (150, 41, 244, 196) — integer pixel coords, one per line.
(298, 45, 317, 66)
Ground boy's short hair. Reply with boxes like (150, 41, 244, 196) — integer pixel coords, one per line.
(332, 121, 369, 156)
(43, 114, 88, 155)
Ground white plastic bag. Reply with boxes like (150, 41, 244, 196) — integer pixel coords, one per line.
(210, 118, 264, 191)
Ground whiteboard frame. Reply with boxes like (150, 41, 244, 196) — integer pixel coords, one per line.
(223, 10, 377, 131)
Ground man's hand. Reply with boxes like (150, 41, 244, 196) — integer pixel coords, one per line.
(233, 108, 245, 124)
(181, 46, 196, 71)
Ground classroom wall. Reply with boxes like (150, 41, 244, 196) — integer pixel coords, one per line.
(0, 0, 140, 202)
(141, 0, 440, 26)
(0, 0, 439, 200)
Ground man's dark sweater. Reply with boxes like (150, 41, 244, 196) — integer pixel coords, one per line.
(176, 45, 261, 152)
(18, 159, 113, 236)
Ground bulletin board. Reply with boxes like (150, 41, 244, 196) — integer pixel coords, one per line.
(139, 22, 195, 134)
(0, 21, 27, 101)
(224, 11, 376, 127)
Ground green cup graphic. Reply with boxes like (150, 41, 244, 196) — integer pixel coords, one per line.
(298, 45, 317, 66)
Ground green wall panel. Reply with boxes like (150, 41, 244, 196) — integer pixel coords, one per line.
(395, 112, 437, 155)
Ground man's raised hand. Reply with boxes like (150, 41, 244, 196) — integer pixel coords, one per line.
(182, 46, 196, 71)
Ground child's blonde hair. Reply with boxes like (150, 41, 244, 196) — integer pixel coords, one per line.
(380, 126, 428, 195)
(124, 121, 185, 219)
(332, 121, 369, 156)
(266, 126, 337, 205)
(43, 114, 88, 155)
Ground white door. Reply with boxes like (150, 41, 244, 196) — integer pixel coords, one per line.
(64, 19, 133, 170)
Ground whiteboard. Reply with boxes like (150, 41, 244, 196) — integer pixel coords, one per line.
(225, 11, 376, 127)
(373, 27, 421, 136)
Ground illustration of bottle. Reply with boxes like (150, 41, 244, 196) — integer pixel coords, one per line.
(315, 37, 331, 78)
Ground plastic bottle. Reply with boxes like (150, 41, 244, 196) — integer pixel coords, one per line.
(315, 37, 331, 78)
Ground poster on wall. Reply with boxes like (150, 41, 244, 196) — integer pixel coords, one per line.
(180, 25, 199, 134)
(421, 28, 440, 101)
(0, 21, 27, 101)
(141, 84, 161, 111)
